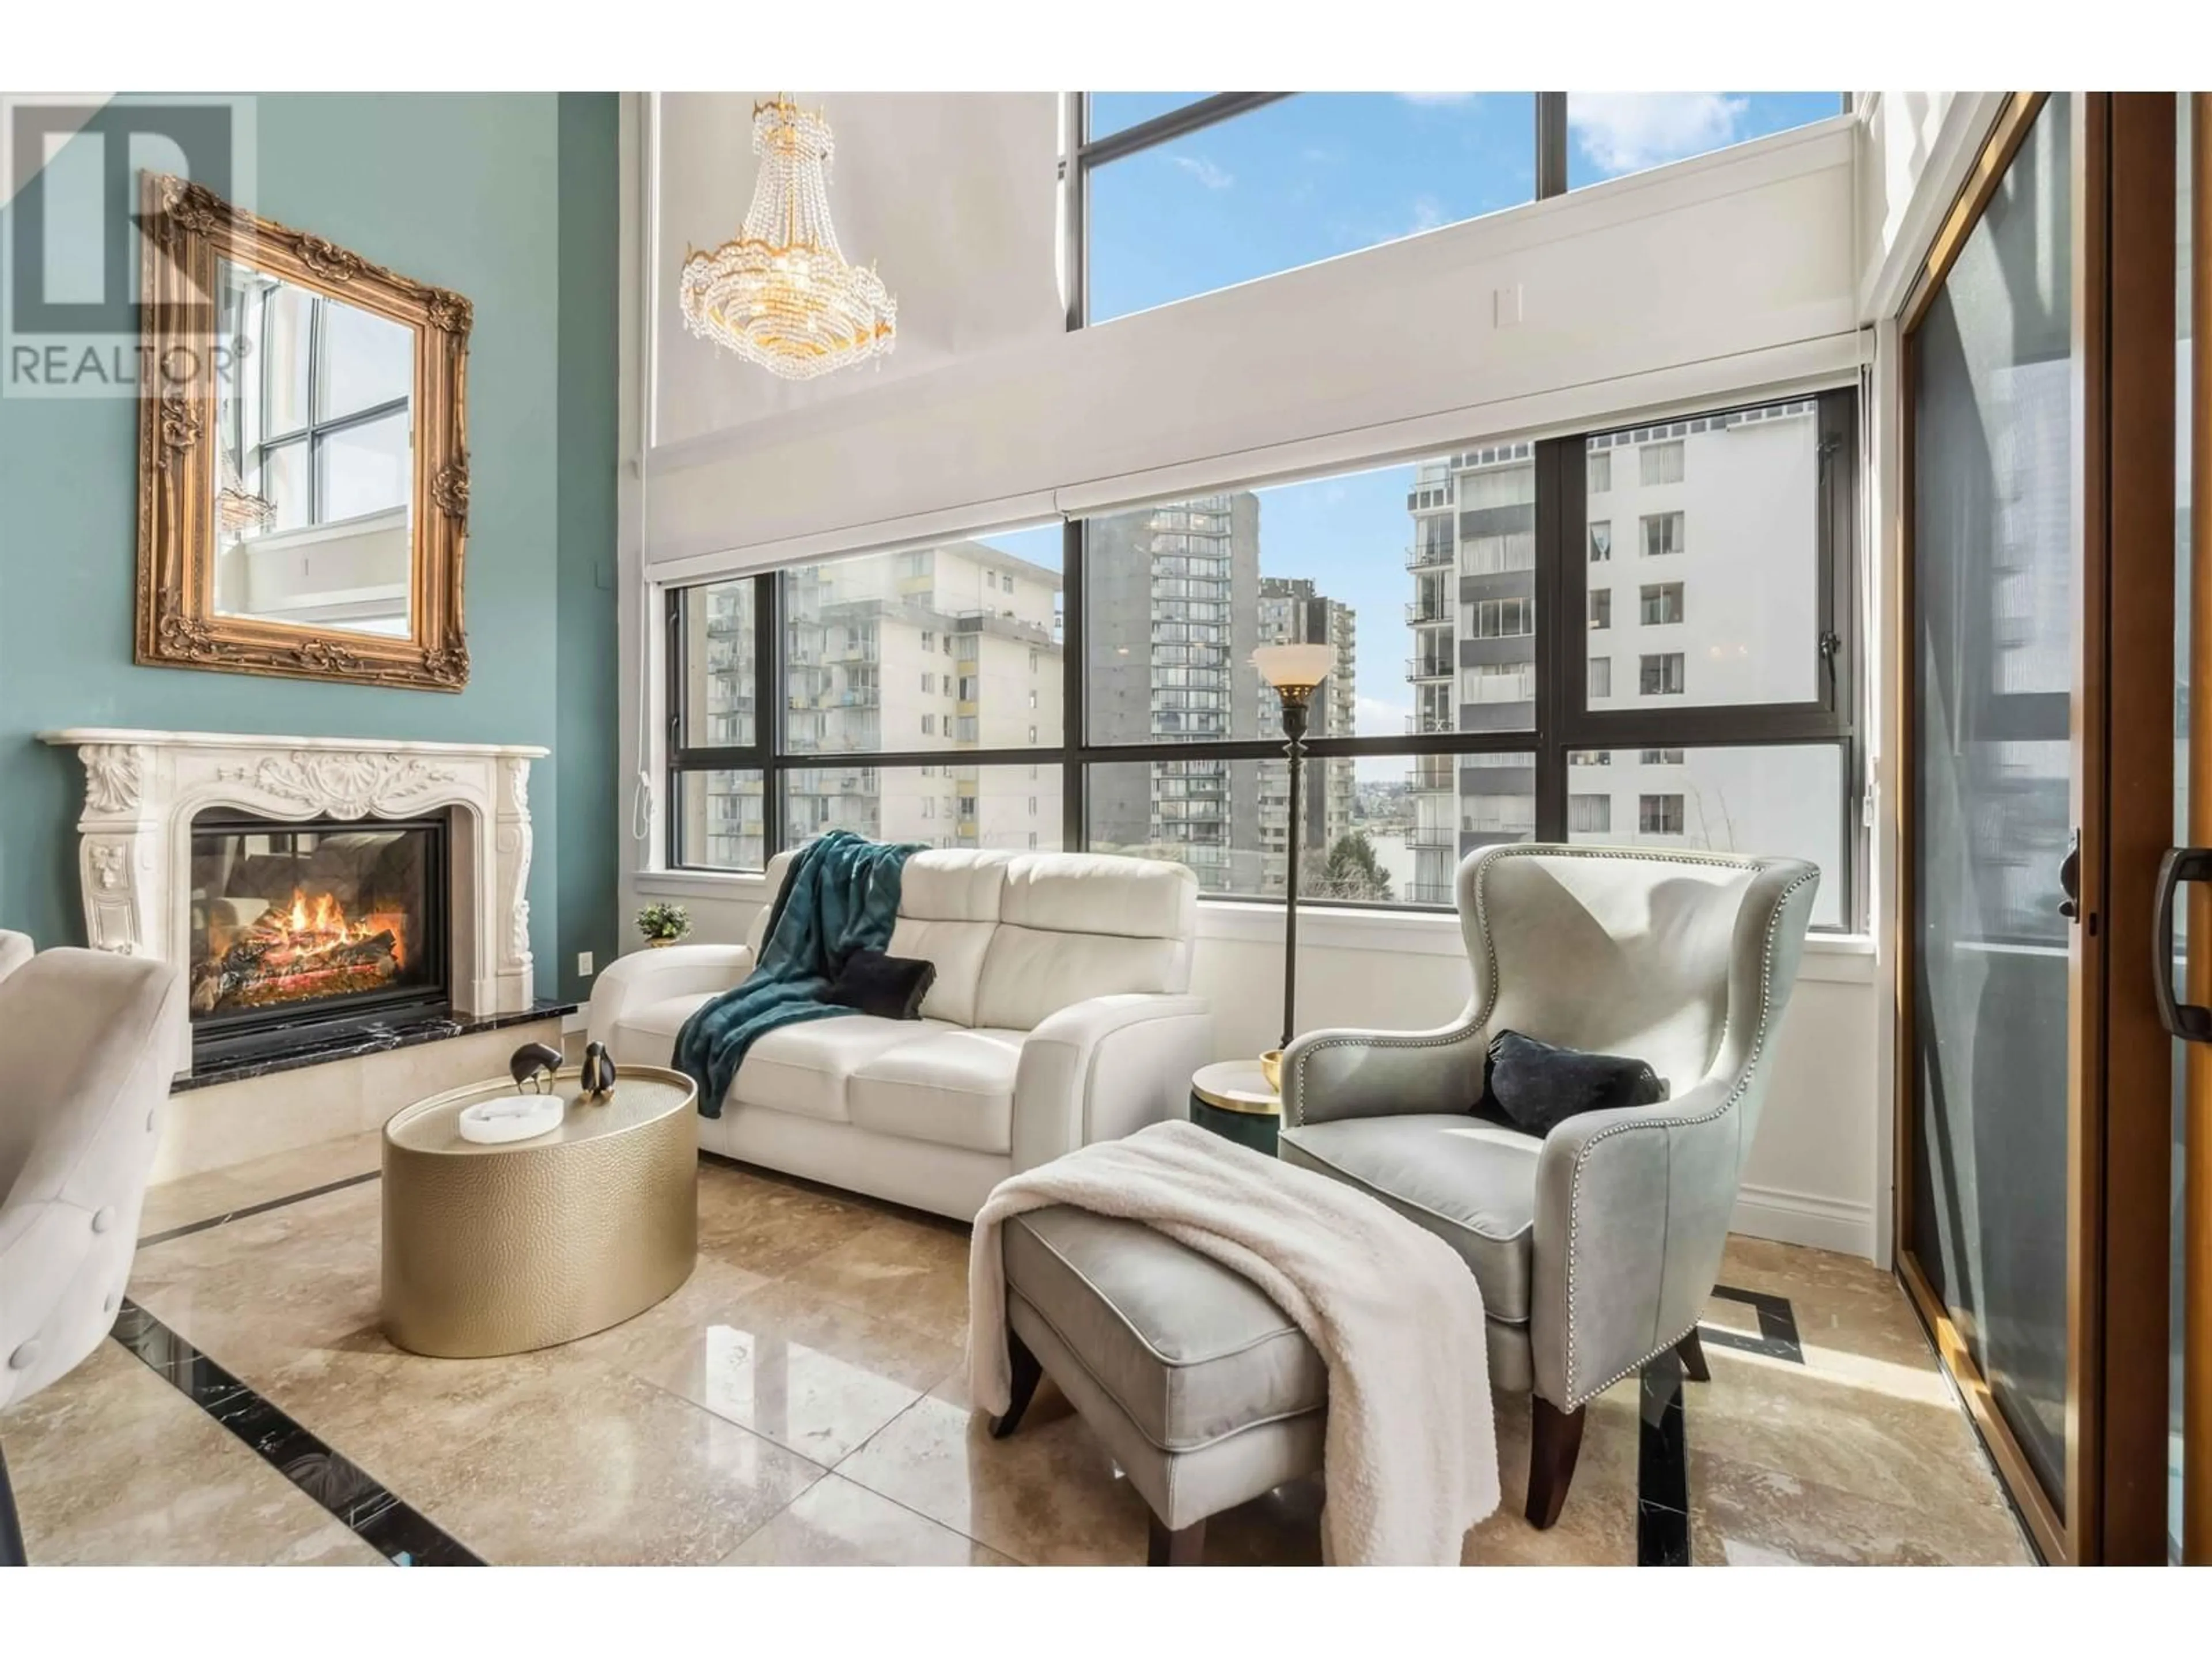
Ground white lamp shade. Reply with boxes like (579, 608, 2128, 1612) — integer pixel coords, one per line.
(1251, 643, 1335, 692)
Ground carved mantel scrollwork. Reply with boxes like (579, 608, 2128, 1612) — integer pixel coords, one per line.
(81, 744, 150, 815)
(249, 751, 463, 820)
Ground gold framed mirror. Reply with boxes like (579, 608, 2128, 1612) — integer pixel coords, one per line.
(134, 173, 471, 691)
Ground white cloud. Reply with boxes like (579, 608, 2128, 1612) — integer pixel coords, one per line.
(1569, 92, 1748, 177)
(1172, 154, 1234, 190)
(1409, 194, 1446, 234)
(1397, 91, 1474, 106)
(1355, 695, 1411, 739)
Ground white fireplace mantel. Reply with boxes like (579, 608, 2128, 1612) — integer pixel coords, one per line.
(39, 728, 550, 1019)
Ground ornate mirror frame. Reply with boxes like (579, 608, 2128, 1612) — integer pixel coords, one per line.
(134, 172, 472, 691)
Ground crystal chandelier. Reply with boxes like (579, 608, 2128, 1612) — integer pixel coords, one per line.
(679, 96, 897, 381)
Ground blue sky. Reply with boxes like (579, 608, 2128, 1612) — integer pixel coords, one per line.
(991, 92, 1842, 776)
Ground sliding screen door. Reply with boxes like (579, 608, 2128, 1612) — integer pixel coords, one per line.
(1905, 91, 2199, 1566)
(1903, 92, 2082, 1556)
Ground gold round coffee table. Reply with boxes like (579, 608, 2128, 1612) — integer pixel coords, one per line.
(381, 1065, 698, 1358)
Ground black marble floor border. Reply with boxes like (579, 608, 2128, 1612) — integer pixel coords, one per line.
(140, 1169, 382, 1249)
(1637, 1353, 1692, 1566)
(108, 1300, 479, 1566)
(126, 1152, 1798, 1568)
(1700, 1283, 1805, 1364)
(1635, 1285, 1805, 1566)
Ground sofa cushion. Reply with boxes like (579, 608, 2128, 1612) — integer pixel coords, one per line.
(888, 853, 1009, 1027)
(885, 916, 995, 1028)
(1001, 852, 1195, 944)
(1277, 1113, 1538, 1325)
(607, 991, 716, 1065)
(973, 925, 1183, 1033)
(1002, 1206, 1326, 1453)
(899, 850, 1009, 923)
(846, 1027, 1025, 1154)
(734, 1016, 945, 1124)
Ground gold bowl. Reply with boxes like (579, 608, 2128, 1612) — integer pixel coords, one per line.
(1259, 1049, 1282, 1093)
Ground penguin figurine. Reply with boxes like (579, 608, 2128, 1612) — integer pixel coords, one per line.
(508, 1041, 563, 1094)
(580, 1040, 618, 1102)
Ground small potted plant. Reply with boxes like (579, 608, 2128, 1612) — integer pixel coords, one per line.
(635, 901, 692, 949)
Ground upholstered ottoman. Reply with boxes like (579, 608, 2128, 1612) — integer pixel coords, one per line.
(990, 1205, 1327, 1565)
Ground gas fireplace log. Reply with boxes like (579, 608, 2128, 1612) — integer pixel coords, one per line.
(324, 931, 399, 969)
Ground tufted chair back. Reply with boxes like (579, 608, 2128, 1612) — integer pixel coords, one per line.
(0, 946, 183, 1409)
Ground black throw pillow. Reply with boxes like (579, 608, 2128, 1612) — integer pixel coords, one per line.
(1477, 1029, 1669, 1137)
(827, 949, 936, 1021)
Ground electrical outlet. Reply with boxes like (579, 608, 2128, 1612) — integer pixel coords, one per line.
(577, 950, 594, 977)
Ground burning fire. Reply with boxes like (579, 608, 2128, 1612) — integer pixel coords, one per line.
(192, 884, 412, 1017)
(249, 887, 409, 968)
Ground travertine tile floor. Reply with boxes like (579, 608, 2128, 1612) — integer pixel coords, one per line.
(1, 1132, 2033, 1566)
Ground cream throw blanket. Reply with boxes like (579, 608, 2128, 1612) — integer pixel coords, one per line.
(967, 1120, 1499, 1566)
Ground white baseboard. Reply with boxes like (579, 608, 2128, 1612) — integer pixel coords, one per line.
(1731, 1181, 1877, 1262)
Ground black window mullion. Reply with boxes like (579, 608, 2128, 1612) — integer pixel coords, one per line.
(757, 572, 783, 865)
(1534, 435, 1576, 840)
(1821, 387, 1863, 928)
(1076, 93, 1292, 169)
(1817, 387, 1858, 726)
(1063, 521, 1086, 847)
(664, 590, 684, 872)
(1536, 93, 1569, 198)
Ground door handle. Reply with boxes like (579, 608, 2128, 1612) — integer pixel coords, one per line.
(2154, 847, 2212, 1043)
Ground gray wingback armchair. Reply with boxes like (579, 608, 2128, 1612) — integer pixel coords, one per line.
(0, 932, 183, 1564)
(1278, 844, 1819, 1528)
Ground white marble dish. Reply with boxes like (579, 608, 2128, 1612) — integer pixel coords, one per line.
(457, 1092, 566, 1145)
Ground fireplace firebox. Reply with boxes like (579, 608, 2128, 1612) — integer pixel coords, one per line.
(188, 811, 450, 1058)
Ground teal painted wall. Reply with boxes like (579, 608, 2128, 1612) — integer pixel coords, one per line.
(555, 93, 620, 1003)
(0, 93, 620, 1001)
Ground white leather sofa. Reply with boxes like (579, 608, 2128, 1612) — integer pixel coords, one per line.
(588, 848, 1215, 1220)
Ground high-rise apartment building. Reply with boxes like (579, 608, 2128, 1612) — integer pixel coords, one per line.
(1085, 493, 1264, 891)
(683, 540, 1063, 867)
(1256, 575, 1357, 896)
(1406, 440, 1538, 904)
(1404, 401, 1826, 905)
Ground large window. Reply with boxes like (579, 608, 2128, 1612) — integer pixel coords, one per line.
(667, 530, 1067, 871)
(1078, 93, 1847, 325)
(666, 391, 1859, 926)
(1565, 93, 1849, 191)
(1081, 93, 1537, 324)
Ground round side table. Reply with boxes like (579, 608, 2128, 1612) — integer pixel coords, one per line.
(1189, 1060, 1281, 1156)
(381, 1065, 698, 1358)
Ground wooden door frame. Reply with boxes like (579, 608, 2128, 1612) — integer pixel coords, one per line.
(2097, 92, 2179, 1566)
(1893, 90, 2183, 1567)
(2187, 92, 2212, 1567)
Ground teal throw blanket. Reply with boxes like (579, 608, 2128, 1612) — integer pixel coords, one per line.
(674, 830, 922, 1118)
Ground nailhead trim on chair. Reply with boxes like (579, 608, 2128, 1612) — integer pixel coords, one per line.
(1558, 858, 1820, 1407)
(1281, 841, 1817, 1408)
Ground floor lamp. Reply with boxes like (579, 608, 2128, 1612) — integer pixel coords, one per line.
(1252, 643, 1336, 1089)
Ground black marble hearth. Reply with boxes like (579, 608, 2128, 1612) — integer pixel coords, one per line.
(172, 998, 579, 1094)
